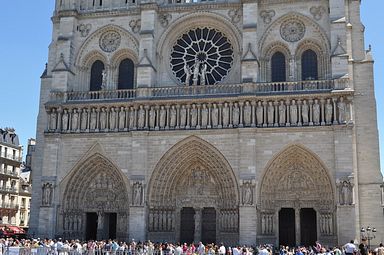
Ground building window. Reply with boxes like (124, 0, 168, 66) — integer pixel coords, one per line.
(90, 60, 105, 91)
(271, 52, 286, 82)
(301, 49, 318, 80)
(118, 59, 134, 90)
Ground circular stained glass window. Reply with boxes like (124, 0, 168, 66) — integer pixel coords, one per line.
(170, 27, 234, 86)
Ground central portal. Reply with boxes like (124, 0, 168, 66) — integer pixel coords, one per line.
(180, 207, 195, 244)
(300, 208, 317, 246)
(279, 208, 295, 247)
(202, 208, 216, 244)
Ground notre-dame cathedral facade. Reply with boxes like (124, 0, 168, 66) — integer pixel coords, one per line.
(30, 0, 384, 247)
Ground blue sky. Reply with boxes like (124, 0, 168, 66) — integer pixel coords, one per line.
(0, 1, 383, 175)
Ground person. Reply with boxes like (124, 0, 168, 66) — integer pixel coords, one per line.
(359, 240, 368, 255)
(219, 243, 226, 255)
(343, 240, 356, 255)
(377, 243, 384, 255)
(198, 242, 205, 255)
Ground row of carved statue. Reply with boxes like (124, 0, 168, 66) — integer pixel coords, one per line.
(46, 96, 349, 132)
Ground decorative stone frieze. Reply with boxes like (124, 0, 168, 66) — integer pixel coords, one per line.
(78, 24, 92, 37)
(310, 6, 326, 21)
(46, 96, 351, 134)
(129, 19, 141, 33)
(260, 10, 275, 24)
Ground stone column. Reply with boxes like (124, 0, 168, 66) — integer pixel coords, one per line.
(295, 208, 300, 246)
(194, 208, 202, 243)
(320, 98, 326, 126)
(97, 212, 104, 240)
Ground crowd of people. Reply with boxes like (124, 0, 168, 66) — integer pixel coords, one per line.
(0, 238, 382, 255)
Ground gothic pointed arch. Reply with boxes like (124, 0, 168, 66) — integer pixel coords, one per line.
(258, 144, 335, 211)
(60, 143, 130, 240)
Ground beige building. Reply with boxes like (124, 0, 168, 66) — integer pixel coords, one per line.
(0, 128, 31, 229)
(30, 0, 384, 246)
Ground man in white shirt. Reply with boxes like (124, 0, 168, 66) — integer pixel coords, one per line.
(343, 240, 356, 255)
(197, 242, 205, 255)
(219, 244, 226, 255)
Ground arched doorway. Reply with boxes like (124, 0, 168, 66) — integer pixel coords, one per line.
(61, 153, 129, 240)
(148, 136, 239, 244)
(258, 145, 336, 246)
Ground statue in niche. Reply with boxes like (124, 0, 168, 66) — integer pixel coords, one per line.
(109, 107, 117, 130)
(42, 183, 53, 206)
(232, 102, 240, 127)
(80, 108, 88, 130)
(222, 102, 229, 127)
(325, 99, 333, 124)
(99, 108, 107, 130)
(256, 101, 263, 126)
(313, 99, 320, 125)
(90, 108, 97, 130)
(132, 182, 143, 206)
(149, 107, 156, 129)
(190, 104, 197, 127)
(192, 62, 200, 86)
(242, 182, 253, 205)
(244, 101, 252, 126)
(129, 106, 136, 129)
(159, 106, 166, 128)
(169, 105, 177, 128)
(62, 109, 69, 131)
(137, 105, 145, 129)
(290, 100, 298, 125)
(339, 180, 353, 205)
(71, 109, 79, 131)
(201, 104, 208, 128)
(179, 105, 187, 128)
(267, 101, 274, 125)
(211, 103, 219, 127)
(278, 101, 286, 125)
(50, 108, 57, 131)
(184, 64, 192, 86)
(302, 100, 309, 124)
(200, 64, 207, 86)
(337, 97, 347, 123)
(119, 107, 126, 130)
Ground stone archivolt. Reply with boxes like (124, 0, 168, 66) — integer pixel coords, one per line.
(259, 145, 334, 211)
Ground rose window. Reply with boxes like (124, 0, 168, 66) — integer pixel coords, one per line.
(170, 27, 234, 86)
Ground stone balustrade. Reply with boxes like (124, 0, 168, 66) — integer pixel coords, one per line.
(49, 79, 350, 103)
(45, 94, 352, 134)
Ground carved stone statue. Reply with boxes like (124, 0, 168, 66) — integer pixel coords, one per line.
(169, 105, 177, 128)
(201, 104, 208, 128)
(267, 101, 274, 125)
(179, 105, 187, 128)
(325, 99, 333, 124)
(290, 100, 298, 125)
(184, 64, 192, 86)
(190, 104, 197, 127)
(192, 62, 200, 86)
(109, 107, 117, 130)
(211, 103, 219, 127)
(100, 108, 107, 130)
(279, 101, 286, 126)
(244, 101, 252, 126)
(232, 103, 240, 127)
(159, 106, 167, 128)
(62, 109, 69, 131)
(149, 107, 156, 129)
(313, 99, 320, 125)
(129, 106, 136, 129)
(256, 101, 263, 126)
(101, 69, 107, 89)
(337, 97, 347, 123)
(90, 108, 97, 130)
(302, 100, 309, 124)
(42, 183, 53, 206)
(50, 108, 57, 131)
(200, 64, 207, 86)
(71, 109, 79, 131)
(339, 180, 353, 205)
(133, 182, 143, 206)
(80, 108, 88, 130)
(119, 107, 126, 130)
(222, 102, 229, 127)
(138, 106, 145, 129)
(242, 182, 253, 205)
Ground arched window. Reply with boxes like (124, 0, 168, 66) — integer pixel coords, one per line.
(90, 60, 104, 91)
(301, 50, 318, 80)
(271, 52, 286, 82)
(118, 58, 134, 90)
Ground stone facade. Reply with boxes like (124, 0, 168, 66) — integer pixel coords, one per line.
(30, 0, 384, 246)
